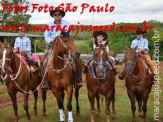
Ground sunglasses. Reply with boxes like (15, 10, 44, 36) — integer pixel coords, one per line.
(54, 14, 61, 16)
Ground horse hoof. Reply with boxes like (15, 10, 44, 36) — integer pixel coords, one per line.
(42, 113, 47, 117)
(76, 113, 80, 116)
(96, 113, 100, 117)
(33, 112, 38, 116)
(112, 115, 116, 120)
(138, 114, 144, 118)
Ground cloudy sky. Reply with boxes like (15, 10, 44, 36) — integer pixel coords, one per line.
(27, 0, 163, 25)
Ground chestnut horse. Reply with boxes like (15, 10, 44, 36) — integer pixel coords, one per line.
(0, 42, 47, 122)
(85, 40, 116, 122)
(124, 45, 153, 122)
(47, 31, 80, 122)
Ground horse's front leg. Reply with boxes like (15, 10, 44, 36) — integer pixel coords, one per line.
(23, 92, 31, 121)
(142, 94, 149, 122)
(7, 89, 18, 122)
(105, 95, 111, 122)
(66, 86, 73, 122)
(127, 90, 136, 122)
(51, 88, 65, 122)
(112, 86, 116, 120)
(96, 94, 100, 117)
(88, 90, 95, 122)
(33, 90, 38, 116)
(75, 87, 80, 116)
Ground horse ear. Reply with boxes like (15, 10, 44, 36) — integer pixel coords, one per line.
(125, 45, 128, 50)
(134, 45, 138, 51)
(95, 39, 99, 47)
(104, 40, 109, 47)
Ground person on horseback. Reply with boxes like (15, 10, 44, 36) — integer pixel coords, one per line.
(119, 28, 155, 80)
(41, 7, 82, 89)
(93, 31, 117, 74)
(14, 28, 40, 68)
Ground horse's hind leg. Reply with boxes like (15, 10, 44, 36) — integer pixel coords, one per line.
(23, 93, 31, 121)
(142, 95, 149, 122)
(136, 95, 143, 118)
(127, 90, 136, 122)
(67, 87, 73, 122)
(88, 90, 95, 122)
(8, 90, 18, 122)
(96, 94, 100, 117)
(75, 88, 80, 116)
(42, 90, 47, 117)
(33, 90, 38, 116)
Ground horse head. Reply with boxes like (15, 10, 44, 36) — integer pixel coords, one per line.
(93, 40, 109, 78)
(124, 45, 138, 75)
(0, 42, 14, 74)
(55, 31, 80, 59)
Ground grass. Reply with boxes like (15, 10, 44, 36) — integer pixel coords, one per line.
(0, 65, 163, 122)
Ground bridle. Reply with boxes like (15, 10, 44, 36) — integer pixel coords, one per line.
(91, 47, 110, 80)
(48, 35, 73, 73)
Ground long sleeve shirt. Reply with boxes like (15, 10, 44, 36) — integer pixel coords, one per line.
(131, 37, 149, 53)
(14, 36, 31, 54)
(44, 19, 70, 44)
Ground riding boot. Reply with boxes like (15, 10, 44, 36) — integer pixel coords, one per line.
(35, 62, 41, 76)
(118, 63, 126, 80)
(108, 57, 118, 75)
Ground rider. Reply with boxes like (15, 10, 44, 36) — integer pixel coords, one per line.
(41, 7, 82, 89)
(118, 28, 155, 80)
(14, 28, 39, 68)
(93, 31, 117, 74)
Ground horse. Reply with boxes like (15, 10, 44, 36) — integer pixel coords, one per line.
(46, 31, 81, 122)
(84, 40, 116, 122)
(124, 45, 153, 122)
(0, 42, 47, 122)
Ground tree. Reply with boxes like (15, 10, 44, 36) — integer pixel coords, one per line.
(0, 0, 31, 28)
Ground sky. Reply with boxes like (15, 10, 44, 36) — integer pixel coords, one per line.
(8, 0, 163, 25)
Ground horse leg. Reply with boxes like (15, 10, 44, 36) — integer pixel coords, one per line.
(96, 94, 100, 117)
(51, 88, 65, 122)
(61, 91, 65, 111)
(127, 90, 136, 122)
(88, 90, 95, 122)
(67, 87, 73, 122)
(42, 90, 47, 117)
(33, 90, 38, 116)
(136, 95, 143, 118)
(105, 96, 111, 122)
(75, 88, 80, 116)
(23, 93, 31, 121)
(8, 90, 18, 122)
(112, 87, 116, 120)
(142, 95, 149, 122)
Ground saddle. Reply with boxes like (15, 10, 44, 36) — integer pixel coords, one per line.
(16, 53, 40, 72)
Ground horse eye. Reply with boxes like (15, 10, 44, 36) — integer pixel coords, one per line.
(64, 40, 67, 42)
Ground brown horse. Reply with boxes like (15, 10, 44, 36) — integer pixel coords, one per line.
(124, 45, 153, 122)
(84, 40, 116, 122)
(0, 42, 47, 122)
(47, 31, 80, 122)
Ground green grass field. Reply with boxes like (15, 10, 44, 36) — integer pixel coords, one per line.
(0, 65, 162, 122)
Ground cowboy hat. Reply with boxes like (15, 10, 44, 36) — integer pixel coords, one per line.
(133, 28, 147, 35)
(50, 7, 65, 18)
(93, 31, 108, 40)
